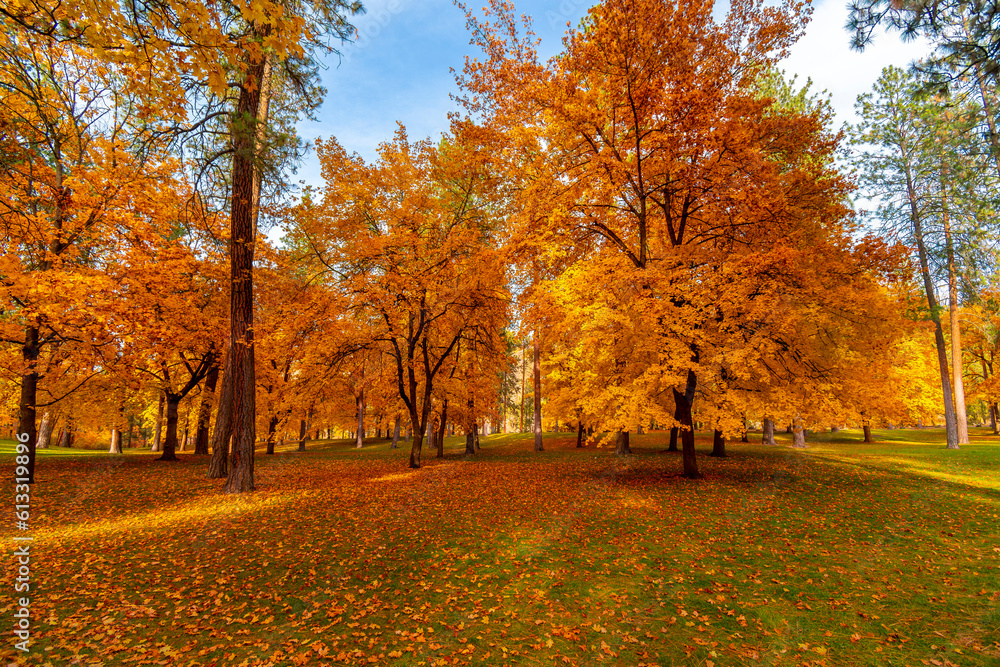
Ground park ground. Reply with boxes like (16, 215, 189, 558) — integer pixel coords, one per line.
(0, 428, 998, 666)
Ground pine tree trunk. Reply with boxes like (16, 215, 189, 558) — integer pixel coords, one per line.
(673, 368, 701, 479)
(195, 356, 220, 455)
(159, 395, 182, 461)
(943, 197, 969, 445)
(711, 429, 726, 457)
(223, 28, 273, 494)
(152, 393, 164, 452)
(208, 343, 234, 478)
(762, 418, 776, 446)
(37, 412, 54, 449)
(533, 330, 543, 451)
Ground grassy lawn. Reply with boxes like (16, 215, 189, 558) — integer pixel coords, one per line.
(0, 427, 998, 666)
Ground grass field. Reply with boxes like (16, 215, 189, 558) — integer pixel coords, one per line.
(0, 427, 998, 666)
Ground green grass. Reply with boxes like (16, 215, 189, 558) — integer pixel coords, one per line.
(0, 427, 998, 666)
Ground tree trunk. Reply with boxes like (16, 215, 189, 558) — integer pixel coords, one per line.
(741, 416, 749, 443)
(223, 30, 273, 494)
(533, 330, 543, 451)
(474, 423, 480, 451)
(208, 343, 234, 478)
(710, 429, 726, 457)
(109, 428, 122, 454)
(17, 324, 40, 484)
(668, 426, 679, 452)
(436, 400, 448, 458)
(762, 418, 776, 446)
(298, 418, 308, 452)
(355, 390, 364, 449)
(195, 356, 220, 455)
(902, 139, 958, 448)
(673, 368, 701, 479)
(465, 425, 476, 455)
(152, 392, 164, 452)
(391, 415, 401, 449)
(37, 412, 54, 449)
(863, 423, 873, 443)
(159, 395, 182, 461)
(576, 419, 584, 448)
(408, 403, 428, 469)
(615, 429, 631, 455)
(943, 195, 969, 445)
(426, 415, 436, 456)
(792, 414, 806, 448)
(266, 415, 278, 455)
(991, 403, 998, 435)
(59, 419, 73, 447)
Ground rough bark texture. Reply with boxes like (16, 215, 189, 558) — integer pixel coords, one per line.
(299, 418, 308, 452)
(208, 344, 234, 478)
(615, 429, 631, 455)
(37, 412, 54, 449)
(533, 330, 543, 451)
(195, 357, 220, 455)
(673, 368, 701, 479)
(223, 31, 273, 494)
(762, 418, 776, 446)
(863, 423, 873, 443)
(710, 429, 726, 457)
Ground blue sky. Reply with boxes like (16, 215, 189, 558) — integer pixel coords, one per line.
(291, 0, 931, 187)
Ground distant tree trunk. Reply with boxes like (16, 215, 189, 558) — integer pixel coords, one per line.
(195, 357, 220, 455)
(434, 402, 447, 458)
(265, 415, 278, 455)
(474, 423, 480, 451)
(60, 419, 73, 447)
(465, 424, 476, 455)
(151, 393, 164, 452)
(762, 418, 776, 446)
(741, 416, 749, 443)
(792, 414, 806, 448)
(615, 429, 631, 455)
(109, 428, 122, 454)
(425, 415, 436, 459)
(159, 394, 182, 461)
(576, 419, 584, 448)
(533, 329, 543, 451)
(208, 344, 235, 478)
(991, 403, 998, 435)
(668, 426, 679, 452)
(37, 412, 54, 449)
(673, 367, 701, 479)
(391, 416, 401, 449)
(355, 391, 364, 449)
(710, 429, 726, 457)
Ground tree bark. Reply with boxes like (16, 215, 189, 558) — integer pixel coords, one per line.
(792, 414, 806, 448)
(208, 343, 234, 478)
(299, 418, 308, 452)
(762, 418, 776, 446)
(159, 395, 182, 461)
(668, 426, 679, 451)
(711, 429, 726, 457)
(943, 195, 969, 445)
(436, 400, 448, 458)
(59, 419, 73, 447)
(195, 355, 220, 455)
(533, 329, 543, 451)
(265, 415, 278, 455)
(576, 419, 584, 448)
(391, 415, 401, 449)
(152, 392, 164, 452)
(109, 428, 122, 454)
(673, 368, 701, 478)
(615, 429, 631, 455)
(223, 29, 273, 494)
(863, 423, 873, 443)
(17, 324, 40, 484)
(37, 412, 54, 449)
(355, 390, 364, 449)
